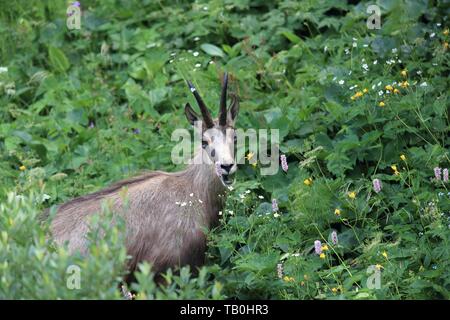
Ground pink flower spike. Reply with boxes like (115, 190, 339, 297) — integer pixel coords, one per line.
(331, 231, 338, 245)
(280, 154, 288, 173)
(272, 199, 279, 212)
(434, 167, 442, 180)
(443, 168, 449, 182)
(373, 178, 382, 193)
(314, 240, 322, 255)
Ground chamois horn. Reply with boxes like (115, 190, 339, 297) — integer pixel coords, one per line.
(219, 72, 228, 126)
(186, 80, 214, 128)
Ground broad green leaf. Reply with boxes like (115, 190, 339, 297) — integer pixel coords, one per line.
(48, 46, 70, 73)
(200, 43, 225, 58)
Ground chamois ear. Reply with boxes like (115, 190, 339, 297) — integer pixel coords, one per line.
(185, 103, 199, 125)
(228, 94, 239, 124)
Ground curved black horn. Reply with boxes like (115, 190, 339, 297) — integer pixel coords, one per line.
(219, 72, 228, 126)
(187, 80, 214, 128)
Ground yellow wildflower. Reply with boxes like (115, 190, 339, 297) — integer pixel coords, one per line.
(379, 101, 385, 107)
(355, 91, 363, 98)
(382, 251, 388, 259)
(348, 191, 356, 199)
(363, 88, 368, 93)
(375, 264, 383, 270)
(334, 208, 341, 216)
(444, 42, 449, 49)
(400, 81, 409, 88)
(303, 178, 313, 186)
(400, 154, 406, 161)
(321, 245, 329, 251)
(19, 165, 26, 171)
(400, 70, 407, 77)
(251, 162, 257, 168)
(444, 28, 449, 36)
(319, 253, 326, 259)
(245, 152, 254, 161)
(391, 165, 400, 175)
(393, 88, 400, 94)
(283, 276, 295, 282)
(385, 85, 393, 91)
(331, 287, 338, 293)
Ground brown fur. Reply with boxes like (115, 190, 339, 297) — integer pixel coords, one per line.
(49, 150, 226, 277)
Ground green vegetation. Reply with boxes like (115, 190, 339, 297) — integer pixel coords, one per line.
(0, 0, 449, 299)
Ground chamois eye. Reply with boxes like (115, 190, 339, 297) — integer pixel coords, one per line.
(210, 149, 216, 157)
(202, 140, 208, 149)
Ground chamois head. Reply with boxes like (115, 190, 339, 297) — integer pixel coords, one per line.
(185, 72, 239, 186)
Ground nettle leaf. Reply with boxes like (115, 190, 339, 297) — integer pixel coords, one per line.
(48, 46, 70, 73)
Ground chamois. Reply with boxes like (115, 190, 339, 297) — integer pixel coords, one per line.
(49, 73, 239, 277)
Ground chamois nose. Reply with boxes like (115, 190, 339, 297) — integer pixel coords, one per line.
(221, 164, 233, 173)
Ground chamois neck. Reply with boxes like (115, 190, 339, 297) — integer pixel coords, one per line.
(184, 149, 224, 191)
(181, 149, 226, 225)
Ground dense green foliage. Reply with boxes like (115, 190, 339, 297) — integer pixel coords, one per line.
(0, 0, 449, 299)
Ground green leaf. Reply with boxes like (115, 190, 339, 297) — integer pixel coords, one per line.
(48, 46, 70, 73)
(281, 31, 301, 44)
(200, 43, 225, 58)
